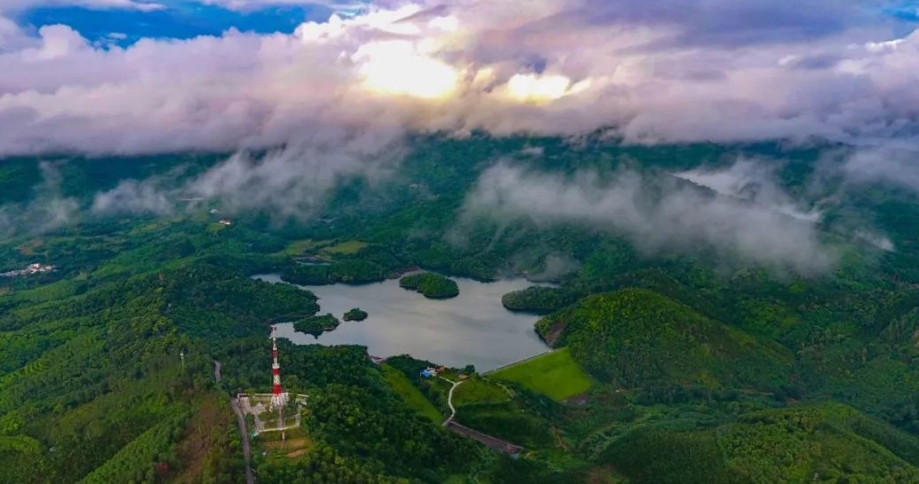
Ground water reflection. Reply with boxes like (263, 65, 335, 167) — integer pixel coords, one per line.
(253, 274, 549, 372)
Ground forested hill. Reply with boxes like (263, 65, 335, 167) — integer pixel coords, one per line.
(0, 261, 322, 483)
(1, 136, 919, 482)
(601, 404, 919, 484)
(537, 289, 793, 391)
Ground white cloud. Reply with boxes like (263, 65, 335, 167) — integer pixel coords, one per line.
(854, 230, 895, 252)
(0, 14, 28, 51)
(91, 179, 174, 215)
(0, 162, 79, 237)
(864, 38, 907, 53)
(674, 160, 823, 223)
(183, 132, 404, 218)
(461, 162, 838, 275)
(0, 0, 911, 271)
(191, 0, 366, 12)
(0, 1, 916, 158)
(843, 148, 919, 191)
(90, 126, 405, 220)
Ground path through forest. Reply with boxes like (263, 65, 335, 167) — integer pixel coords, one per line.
(214, 360, 253, 484)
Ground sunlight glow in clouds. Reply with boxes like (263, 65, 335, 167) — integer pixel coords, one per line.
(0, 0, 918, 156)
(504, 73, 592, 103)
(354, 40, 460, 99)
(4, 0, 917, 274)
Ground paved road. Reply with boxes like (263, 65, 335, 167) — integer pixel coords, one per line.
(447, 421, 523, 455)
(440, 377, 464, 426)
(214, 360, 253, 484)
(230, 397, 255, 484)
(439, 376, 524, 455)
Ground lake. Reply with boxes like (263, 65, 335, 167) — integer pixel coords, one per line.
(252, 274, 550, 372)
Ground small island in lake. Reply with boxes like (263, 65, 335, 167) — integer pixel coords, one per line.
(343, 307, 368, 321)
(399, 272, 459, 299)
(293, 313, 340, 336)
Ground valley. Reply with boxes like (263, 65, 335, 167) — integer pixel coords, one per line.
(1, 136, 918, 484)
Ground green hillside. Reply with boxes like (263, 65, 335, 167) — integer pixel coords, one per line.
(602, 403, 919, 484)
(490, 348, 592, 401)
(381, 365, 443, 423)
(538, 289, 793, 391)
(3, 137, 919, 482)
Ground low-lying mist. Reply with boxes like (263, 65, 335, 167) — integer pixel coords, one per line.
(0, 139, 909, 280)
(459, 161, 839, 275)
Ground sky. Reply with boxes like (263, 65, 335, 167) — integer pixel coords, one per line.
(17, 2, 333, 47)
(0, 0, 917, 157)
(1, 0, 918, 273)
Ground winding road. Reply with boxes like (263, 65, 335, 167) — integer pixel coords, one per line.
(230, 398, 255, 484)
(439, 375, 524, 455)
(215, 360, 254, 484)
(440, 377, 464, 427)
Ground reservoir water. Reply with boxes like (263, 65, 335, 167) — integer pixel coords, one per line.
(253, 274, 550, 372)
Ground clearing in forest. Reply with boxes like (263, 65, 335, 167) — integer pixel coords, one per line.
(452, 378, 510, 406)
(261, 431, 315, 462)
(322, 240, 368, 255)
(381, 365, 443, 423)
(490, 348, 592, 401)
(281, 238, 323, 255)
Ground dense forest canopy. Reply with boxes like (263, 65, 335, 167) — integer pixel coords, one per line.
(343, 308, 368, 321)
(399, 272, 460, 299)
(293, 314, 340, 337)
(1, 135, 919, 483)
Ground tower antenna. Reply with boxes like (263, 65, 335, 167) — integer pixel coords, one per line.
(269, 325, 289, 410)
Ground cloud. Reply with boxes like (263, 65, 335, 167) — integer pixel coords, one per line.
(527, 254, 581, 282)
(190, 0, 366, 12)
(0, 162, 79, 237)
(843, 147, 919, 191)
(0, 14, 28, 51)
(461, 162, 837, 275)
(0, 0, 916, 158)
(91, 178, 174, 215)
(674, 160, 824, 223)
(502, 0, 878, 51)
(184, 132, 404, 218)
(854, 230, 895, 252)
(90, 127, 405, 220)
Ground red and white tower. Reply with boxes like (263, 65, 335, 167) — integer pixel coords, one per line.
(269, 325, 289, 409)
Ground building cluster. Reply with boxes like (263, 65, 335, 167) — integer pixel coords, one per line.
(420, 366, 446, 378)
(207, 207, 231, 225)
(1, 263, 54, 278)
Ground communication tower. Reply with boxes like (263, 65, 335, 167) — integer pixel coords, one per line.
(235, 325, 307, 435)
(270, 325, 290, 410)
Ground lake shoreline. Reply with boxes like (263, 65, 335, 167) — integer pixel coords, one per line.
(252, 273, 550, 372)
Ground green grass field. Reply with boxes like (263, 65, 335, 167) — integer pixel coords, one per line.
(281, 238, 321, 256)
(381, 365, 443, 423)
(453, 378, 510, 406)
(322, 240, 368, 255)
(490, 348, 593, 401)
